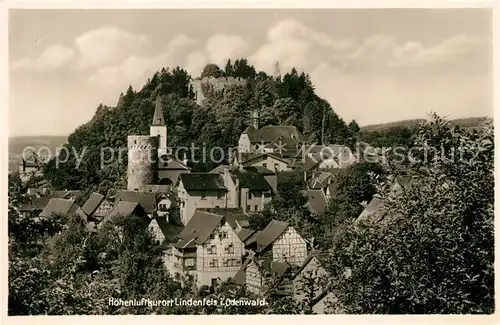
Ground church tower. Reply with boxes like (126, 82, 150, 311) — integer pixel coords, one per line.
(150, 96, 168, 157)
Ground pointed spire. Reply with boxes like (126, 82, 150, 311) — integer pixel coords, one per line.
(152, 96, 165, 126)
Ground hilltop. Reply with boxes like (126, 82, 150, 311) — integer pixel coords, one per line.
(361, 117, 488, 133)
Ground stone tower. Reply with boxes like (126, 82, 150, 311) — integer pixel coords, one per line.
(150, 96, 168, 157)
(127, 135, 159, 191)
(273, 61, 281, 79)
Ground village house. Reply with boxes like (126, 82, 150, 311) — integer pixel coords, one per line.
(177, 173, 228, 225)
(238, 121, 304, 155)
(234, 255, 291, 295)
(99, 200, 151, 229)
(178, 167, 274, 225)
(114, 190, 158, 219)
(164, 210, 246, 288)
(249, 220, 308, 266)
(39, 198, 87, 222)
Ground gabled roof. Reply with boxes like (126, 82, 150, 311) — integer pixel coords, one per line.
(179, 173, 226, 191)
(356, 195, 385, 223)
(237, 228, 256, 242)
(233, 257, 253, 285)
(291, 250, 329, 281)
(241, 125, 257, 136)
(255, 220, 289, 253)
(241, 153, 289, 166)
(18, 196, 51, 212)
(114, 190, 157, 214)
(152, 96, 165, 126)
(301, 189, 328, 215)
(81, 192, 105, 216)
(209, 164, 231, 174)
(199, 208, 249, 230)
(152, 216, 170, 238)
(158, 155, 190, 170)
(175, 210, 224, 249)
(246, 125, 303, 144)
(236, 170, 272, 191)
(105, 201, 149, 226)
(39, 198, 86, 220)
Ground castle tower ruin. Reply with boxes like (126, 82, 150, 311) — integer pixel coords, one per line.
(127, 135, 159, 191)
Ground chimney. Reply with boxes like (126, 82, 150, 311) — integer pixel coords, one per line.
(252, 110, 259, 129)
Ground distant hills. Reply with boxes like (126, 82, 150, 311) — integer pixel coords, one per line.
(360, 117, 488, 133)
(8, 135, 68, 173)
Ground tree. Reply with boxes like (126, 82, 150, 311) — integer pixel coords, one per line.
(201, 63, 223, 79)
(224, 59, 234, 77)
(348, 120, 360, 134)
(325, 115, 494, 313)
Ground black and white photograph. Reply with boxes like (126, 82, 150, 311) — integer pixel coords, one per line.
(4, 2, 496, 318)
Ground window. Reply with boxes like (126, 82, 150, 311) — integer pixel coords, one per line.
(274, 163, 280, 171)
(219, 231, 228, 240)
(215, 205, 220, 208)
(247, 205, 251, 212)
(222, 259, 228, 267)
(254, 205, 258, 211)
(248, 192, 252, 199)
(262, 163, 267, 168)
(201, 192, 206, 199)
(224, 244, 234, 254)
(207, 245, 216, 254)
(217, 191, 223, 199)
(209, 259, 219, 268)
(184, 258, 194, 267)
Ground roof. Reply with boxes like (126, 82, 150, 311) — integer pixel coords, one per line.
(241, 153, 289, 166)
(246, 125, 303, 144)
(243, 166, 275, 175)
(153, 216, 170, 238)
(209, 164, 231, 174)
(356, 195, 385, 223)
(81, 192, 105, 216)
(255, 220, 289, 253)
(179, 173, 226, 191)
(107, 201, 147, 220)
(39, 198, 86, 220)
(233, 257, 253, 285)
(242, 125, 257, 135)
(18, 196, 51, 212)
(236, 170, 272, 191)
(51, 190, 83, 199)
(199, 208, 249, 230)
(301, 189, 328, 215)
(175, 210, 223, 249)
(158, 155, 190, 170)
(152, 96, 165, 126)
(237, 228, 256, 242)
(114, 190, 157, 214)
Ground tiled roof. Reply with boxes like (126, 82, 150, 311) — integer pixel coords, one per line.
(301, 189, 328, 215)
(174, 210, 223, 249)
(51, 190, 83, 199)
(104, 201, 150, 228)
(255, 220, 289, 253)
(209, 164, 231, 174)
(246, 125, 303, 144)
(17, 196, 51, 212)
(356, 195, 385, 223)
(243, 166, 275, 175)
(236, 170, 272, 191)
(115, 190, 157, 214)
(233, 256, 253, 285)
(199, 208, 249, 230)
(237, 228, 256, 242)
(81, 192, 105, 216)
(179, 173, 226, 191)
(241, 153, 289, 165)
(158, 155, 190, 170)
(39, 198, 86, 220)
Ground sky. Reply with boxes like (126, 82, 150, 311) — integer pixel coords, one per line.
(8, 8, 493, 136)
